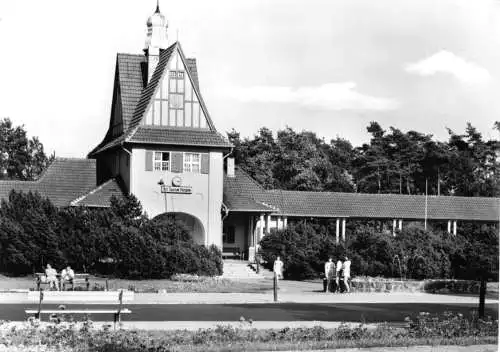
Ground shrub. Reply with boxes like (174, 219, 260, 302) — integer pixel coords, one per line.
(260, 218, 498, 281)
(407, 311, 498, 338)
(0, 190, 223, 279)
(259, 222, 331, 280)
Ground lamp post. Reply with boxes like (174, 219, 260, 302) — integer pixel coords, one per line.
(158, 178, 167, 213)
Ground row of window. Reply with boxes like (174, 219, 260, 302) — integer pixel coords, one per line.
(151, 151, 206, 174)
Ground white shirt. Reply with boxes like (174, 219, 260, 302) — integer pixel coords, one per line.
(273, 259, 283, 273)
(325, 261, 334, 277)
(61, 268, 75, 281)
(343, 260, 351, 278)
(336, 261, 342, 273)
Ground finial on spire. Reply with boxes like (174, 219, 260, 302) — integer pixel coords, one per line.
(155, 0, 160, 13)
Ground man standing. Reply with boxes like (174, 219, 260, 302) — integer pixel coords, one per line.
(273, 256, 284, 280)
(343, 256, 352, 293)
(335, 258, 343, 292)
(324, 258, 335, 293)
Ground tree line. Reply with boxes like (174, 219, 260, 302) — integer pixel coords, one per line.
(228, 122, 500, 197)
(2, 116, 498, 198)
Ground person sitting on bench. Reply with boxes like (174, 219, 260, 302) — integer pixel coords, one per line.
(60, 265, 75, 289)
(45, 264, 59, 291)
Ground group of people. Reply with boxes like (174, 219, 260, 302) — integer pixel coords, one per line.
(272, 255, 351, 294)
(43, 264, 75, 291)
(324, 256, 351, 293)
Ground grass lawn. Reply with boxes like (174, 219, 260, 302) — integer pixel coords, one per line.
(0, 274, 497, 297)
(0, 274, 275, 293)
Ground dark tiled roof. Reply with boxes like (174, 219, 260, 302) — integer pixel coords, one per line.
(185, 58, 199, 91)
(88, 133, 128, 157)
(223, 167, 500, 222)
(117, 53, 147, 130)
(88, 53, 146, 157)
(0, 158, 97, 207)
(223, 167, 274, 212)
(263, 190, 500, 221)
(130, 126, 232, 148)
(128, 43, 177, 133)
(71, 178, 125, 207)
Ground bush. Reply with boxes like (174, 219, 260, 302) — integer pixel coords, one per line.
(407, 311, 498, 338)
(259, 219, 498, 281)
(0, 312, 496, 351)
(0, 190, 222, 279)
(259, 222, 339, 280)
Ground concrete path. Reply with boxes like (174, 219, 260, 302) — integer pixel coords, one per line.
(295, 346, 498, 352)
(0, 291, 497, 304)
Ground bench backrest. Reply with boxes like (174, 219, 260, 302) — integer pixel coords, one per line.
(28, 290, 134, 303)
(35, 272, 89, 278)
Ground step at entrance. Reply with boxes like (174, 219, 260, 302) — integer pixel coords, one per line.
(222, 260, 265, 280)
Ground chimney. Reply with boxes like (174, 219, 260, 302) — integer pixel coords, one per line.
(227, 157, 235, 177)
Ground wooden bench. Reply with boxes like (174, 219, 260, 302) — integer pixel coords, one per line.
(26, 290, 132, 329)
(61, 273, 90, 291)
(222, 246, 243, 260)
(35, 273, 90, 291)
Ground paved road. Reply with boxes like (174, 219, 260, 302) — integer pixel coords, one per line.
(1, 302, 497, 322)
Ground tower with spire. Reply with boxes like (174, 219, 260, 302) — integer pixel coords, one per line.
(144, 0, 169, 80)
(88, 1, 232, 249)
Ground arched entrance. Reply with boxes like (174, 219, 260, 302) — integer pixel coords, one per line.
(154, 212, 205, 245)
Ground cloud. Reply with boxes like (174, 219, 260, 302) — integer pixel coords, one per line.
(405, 50, 491, 84)
(221, 82, 399, 111)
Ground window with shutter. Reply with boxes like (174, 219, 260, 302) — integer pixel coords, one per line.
(145, 151, 153, 171)
(171, 152, 183, 173)
(183, 153, 202, 173)
(201, 153, 209, 174)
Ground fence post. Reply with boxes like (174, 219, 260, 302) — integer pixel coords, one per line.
(479, 278, 486, 319)
(273, 272, 278, 302)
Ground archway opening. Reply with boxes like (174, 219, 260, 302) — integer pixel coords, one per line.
(154, 212, 205, 245)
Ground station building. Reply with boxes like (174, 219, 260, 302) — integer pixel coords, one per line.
(1, 4, 499, 262)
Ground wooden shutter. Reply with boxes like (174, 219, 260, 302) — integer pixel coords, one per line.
(171, 152, 183, 173)
(201, 153, 209, 174)
(145, 151, 153, 171)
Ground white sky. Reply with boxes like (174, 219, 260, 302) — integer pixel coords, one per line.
(0, 0, 499, 157)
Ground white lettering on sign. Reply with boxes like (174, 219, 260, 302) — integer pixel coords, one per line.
(161, 185, 192, 194)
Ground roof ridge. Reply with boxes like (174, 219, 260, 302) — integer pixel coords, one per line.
(53, 157, 94, 162)
(126, 42, 178, 141)
(267, 189, 500, 200)
(176, 43, 217, 131)
(70, 178, 116, 206)
(117, 52, 145, 58)
(234, 166, 266, 192)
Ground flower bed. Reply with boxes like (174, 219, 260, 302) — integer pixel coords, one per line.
(0, 312, 497, 351)
(351, 277, 424, 293)
(351, 277, 498, 295)
(423, 279, 481, 294)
